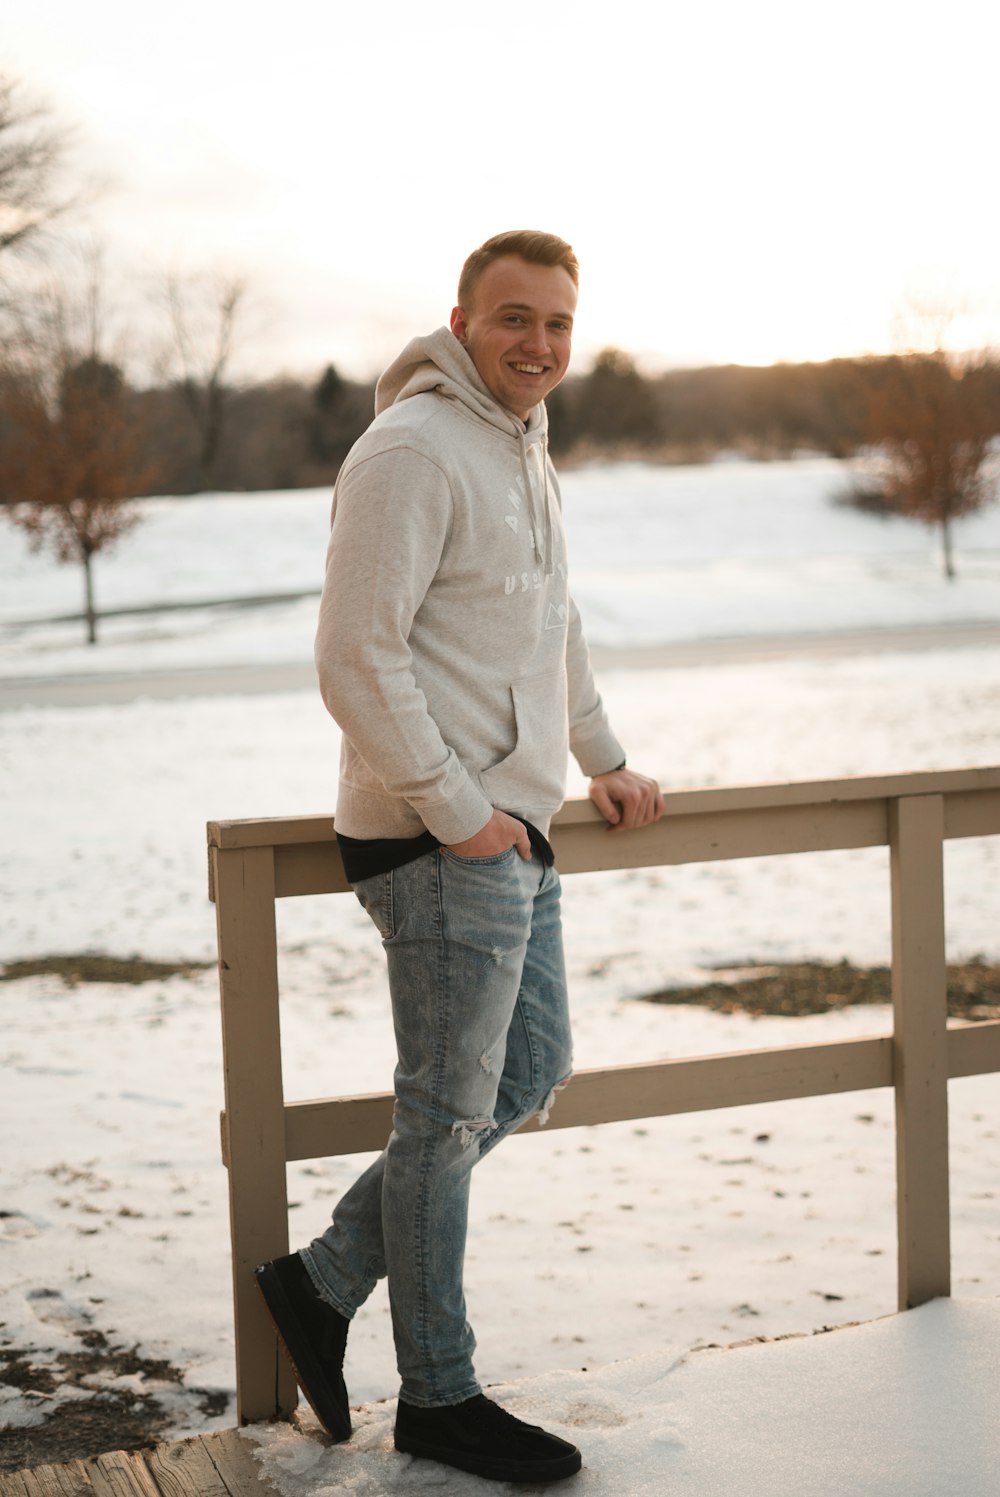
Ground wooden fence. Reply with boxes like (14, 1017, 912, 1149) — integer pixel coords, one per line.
(207, 766, 1000, 1424)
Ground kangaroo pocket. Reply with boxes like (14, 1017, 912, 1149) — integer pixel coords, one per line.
(478, 669, 569, 813)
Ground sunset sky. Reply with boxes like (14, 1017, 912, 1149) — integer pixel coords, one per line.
(4, 1, 999, 380)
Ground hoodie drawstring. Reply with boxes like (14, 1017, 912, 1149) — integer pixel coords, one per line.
(516, 426, 555, 577)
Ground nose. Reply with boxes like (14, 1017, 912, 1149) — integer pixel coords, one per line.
(521, 320, 551, 356)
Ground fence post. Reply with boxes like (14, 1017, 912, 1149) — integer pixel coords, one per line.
(212, 843, 298, 1422)
(889, 793, 950, 1308)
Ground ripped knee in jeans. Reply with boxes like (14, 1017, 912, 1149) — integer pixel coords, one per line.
(450, 1115, 495, 1151)
(536, 1072, 572, 1127)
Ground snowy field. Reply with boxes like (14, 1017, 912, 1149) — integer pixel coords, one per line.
(3, 456, 1000, 679)
(1, 458, 998, 1489)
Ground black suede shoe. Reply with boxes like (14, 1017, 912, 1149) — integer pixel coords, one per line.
(254, 1252, 352, 1441)
(394, 1392, 582, 1484)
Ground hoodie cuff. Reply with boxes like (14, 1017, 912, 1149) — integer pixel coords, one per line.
(571, 724, 628, 781)
(417, 778, 495, 847)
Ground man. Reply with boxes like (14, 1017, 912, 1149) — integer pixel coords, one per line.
(255, 230, 664, 1484)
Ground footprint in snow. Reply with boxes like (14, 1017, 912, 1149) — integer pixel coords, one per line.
(27, 1287, 92, 1331)
(0, 1210, 41, 1241)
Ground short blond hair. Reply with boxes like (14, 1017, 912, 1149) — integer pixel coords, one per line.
(458, 230, 579, 308)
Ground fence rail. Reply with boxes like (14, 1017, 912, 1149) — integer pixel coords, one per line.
(208, 766, 1000, 1424)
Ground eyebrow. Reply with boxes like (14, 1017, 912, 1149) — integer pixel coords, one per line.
(498, 301, 575, 322)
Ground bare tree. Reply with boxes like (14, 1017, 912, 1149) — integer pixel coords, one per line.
(858, 348, 999, 581)
(0, 73, 76, 264)
(0, 251, 155, 643)
(160, 268, 249, 486)
(843, 297, 1000, 579)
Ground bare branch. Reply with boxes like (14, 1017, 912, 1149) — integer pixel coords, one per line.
(158, 266, 251, 482)
(0, 73, 78, 261)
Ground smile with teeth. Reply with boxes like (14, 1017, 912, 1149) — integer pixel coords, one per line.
(511, 362, 545, 374)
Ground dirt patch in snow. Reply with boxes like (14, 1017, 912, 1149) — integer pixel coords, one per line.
(0, 955, 213, 986)
(0, 1329, 227, 1472)
(641, 958, 1000, 1020)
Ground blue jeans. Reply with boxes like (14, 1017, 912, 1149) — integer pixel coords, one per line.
(300, 845, 572, 1407)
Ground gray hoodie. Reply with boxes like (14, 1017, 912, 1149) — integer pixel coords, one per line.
(314, 326, 625, 845)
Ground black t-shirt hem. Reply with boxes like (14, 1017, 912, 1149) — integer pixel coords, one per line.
(337, 817, 555, 883)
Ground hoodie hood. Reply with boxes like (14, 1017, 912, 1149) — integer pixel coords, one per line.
(375, 326, 547, 435)
(375, 327, 554, 573)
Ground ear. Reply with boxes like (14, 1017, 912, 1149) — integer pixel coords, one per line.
(450, 305, 469, 344)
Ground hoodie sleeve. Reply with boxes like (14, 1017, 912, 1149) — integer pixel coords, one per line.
(314, 444, 496, 844)
(541, 454, 625, 778)
(565, 594, 627, 777)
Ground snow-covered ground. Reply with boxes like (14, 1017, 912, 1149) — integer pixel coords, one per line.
(3, 456, 1000, 680)
(244, 1299, 1000, 1497)
(1, 459, 998, 1490)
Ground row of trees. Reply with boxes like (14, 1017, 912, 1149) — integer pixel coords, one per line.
(549, 346, 1000, 582)
(115, 347, 1000, 596)
(550, 349, 1000, 465)
(14, 342, 997, 504)
(1, 71, 999, 641)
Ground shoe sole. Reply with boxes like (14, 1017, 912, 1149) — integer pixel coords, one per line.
(254, 1262, 352, 1442)
(394, 1430, 582, 1484)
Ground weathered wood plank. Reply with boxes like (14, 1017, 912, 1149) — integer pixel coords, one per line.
(273, 841, 349, 897)
(0, 1474, 34, 1497)
(208, 814, 336, 851)
(947, 1019, 1000, 1077)
(276, 1035, 895, 1161)
(942, 786, 1000, 840)
(0, 1467, 72, 1497)
(266, 799, 893, 899)
(8, 1457, 100, 1495)
(195, 1431, 269, 1497)
(212, 846, 297, 1425)
(206, 766, 1000, 852)
(890, 794, 950, 1309)
(552, 799, 889, 874)
(518, 1036, 895, 1124)
(143, 1437, 231, 1497)
(223, 780, 1000, 899)
(0, 1433, 279, 1497)
(249, 1023, 1000, 1165)
(85, 1451, 160, 1497)
(639, 765, 1000, 816)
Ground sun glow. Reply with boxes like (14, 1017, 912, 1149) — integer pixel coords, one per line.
(4, 0, 999, 377)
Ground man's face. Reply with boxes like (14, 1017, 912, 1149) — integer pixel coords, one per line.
(450, 255, 577, 421)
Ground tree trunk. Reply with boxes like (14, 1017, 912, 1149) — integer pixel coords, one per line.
(199, 380, 225, 484)
(83, 547, 98, 644)
(941, 515, 956, 581)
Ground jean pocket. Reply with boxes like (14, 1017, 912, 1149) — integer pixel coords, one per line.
(352, 870, 394, 939)
(441, 845, 519, 869)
